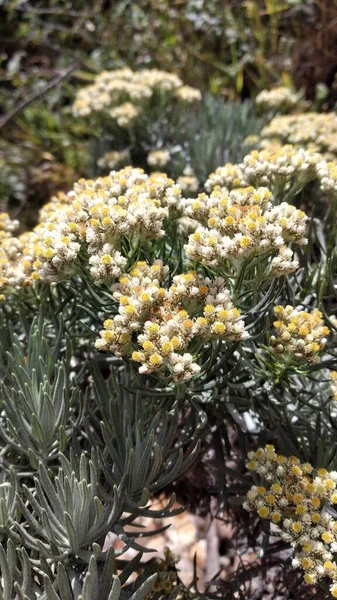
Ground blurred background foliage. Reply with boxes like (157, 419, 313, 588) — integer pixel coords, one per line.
(1, 0, 337, 220)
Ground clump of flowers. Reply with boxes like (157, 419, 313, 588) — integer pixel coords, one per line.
(184, 186, 307, 274)
(0, 168, 184, 291)
(269, 305, 330, 363)
(72, 68, 201, 127)
(255, 86, 300, 114)
(147, 150, 170, 168)
(261, 112, 337, 159)
(95, 261, 247, 381)
(177, 167, 199, 195)
(109, 102, 140, 128)
(174, 85, 202, 103)
(97, 149, 131, 171)
(240, 145, 321, 193)
(317, 160, 337, 196)
(245, 446, 337, 597)
(205, 163, 247, 193)
(0, 212, 19, 240)
(176, 174, 199, 195)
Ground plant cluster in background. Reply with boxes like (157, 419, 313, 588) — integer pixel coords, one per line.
(1, 0, 332, 219)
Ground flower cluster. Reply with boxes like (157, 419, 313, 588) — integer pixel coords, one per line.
(97, 150, 131, 171)
(95, 261, 247, 381)
(205, 163, 247, 193)
(240, 145, 321, 191)
(72, 68, 201, 127)
(330, 372, 337, 401)
(255, 86, 300, 113)
(269, 305, 330, 363)
(0, 212, 19, 240)
(0, 236, 27, 299)
(245, 446, 337, 597)
(176, 174, 199, 195)
(147, 150, 170, 168)
(316, 160, 337, 196)
(261, 112, 337, 159)
(0, 168, 184, 294)
(184, 186, 307, 273)
(174, 85, 202, 103)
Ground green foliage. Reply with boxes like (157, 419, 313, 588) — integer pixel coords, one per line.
(0, 0, 316, 218)
(0, 311, 200, 597)
(0, 541, 157, 600)
(92, 95, 264, 184)
(0, 316, 77, 468)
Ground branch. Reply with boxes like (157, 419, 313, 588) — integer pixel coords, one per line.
(0, 64, 77, 130)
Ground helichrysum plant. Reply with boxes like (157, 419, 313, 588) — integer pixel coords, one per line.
(1, 77, 337, 598)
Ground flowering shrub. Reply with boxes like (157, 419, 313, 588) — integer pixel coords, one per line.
(245, 446, 337, 596)
(2, 82, 337, 599)
(269, 305, 330, 364)
(261, 112, 337, 159)
(255, 86, 301, 114)
(73, 68, 201, 125)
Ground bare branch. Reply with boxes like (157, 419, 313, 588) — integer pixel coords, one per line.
(0, 64, 77, 130)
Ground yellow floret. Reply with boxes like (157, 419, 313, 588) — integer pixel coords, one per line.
(140, 293, 150, 302)
(303, 573, 315, 585)
(322, 531, 333, 543)
(143, 340, 154, 352)
(192, 232, 201, 242)
(239, 236, 251, 248)
(149, 353, 163, 366)
(171, 336, 181, 349)
(44, 248, 54, 259)
(147, 323, 159, 334)
(101, 254, 112, 265)
(257, 506, 269, 518)
(301, 558, 312, 570)
(271, 512, 281, 523)
(324, 560, 334, 571)
(212, 322, 226, 334)
(103, 319, 114, 328)
(311, 512, 321, 523)
(161, 341, 173, 354)
(247, 461, 257, 470)
(124, 305, 136, 315)
(204, 305, 215, 314)
(120, 332, 130, 344)
(102, 331, 114, 341)
(292, 522, 302, 533)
